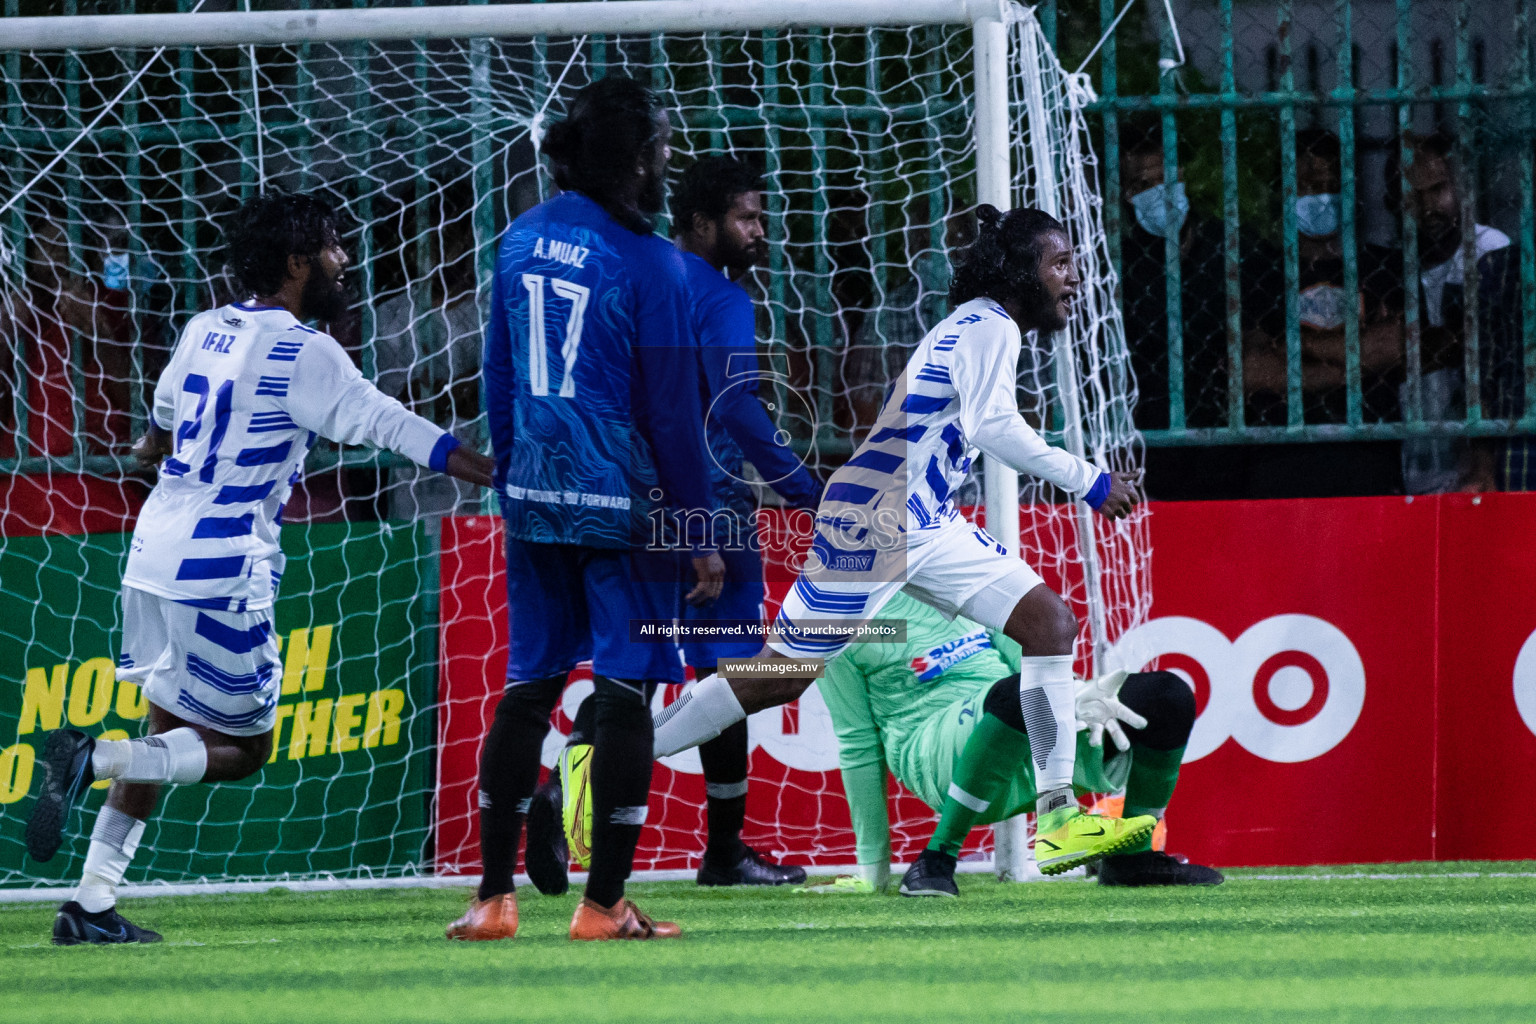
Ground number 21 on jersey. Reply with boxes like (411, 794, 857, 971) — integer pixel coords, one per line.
(178, 373, 233, 483)
(522, 273, 590, 398)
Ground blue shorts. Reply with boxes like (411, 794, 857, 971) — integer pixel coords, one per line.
(681, 545, 766, 669)
(504, 537, 684, 684)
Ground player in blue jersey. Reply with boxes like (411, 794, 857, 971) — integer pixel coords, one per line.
(451, 75, 722, 943)
(23, 193, 494, 944)
(521, 157, 820, 894)
(665, 156, 822, 885)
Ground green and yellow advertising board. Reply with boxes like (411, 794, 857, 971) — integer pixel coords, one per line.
(0, 523, 434, 886)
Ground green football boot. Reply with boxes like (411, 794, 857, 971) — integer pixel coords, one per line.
(558, 743, 594, 870)
(1032, 808, 1158, 876)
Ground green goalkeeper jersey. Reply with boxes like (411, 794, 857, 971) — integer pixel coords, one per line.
(817, 590, 1016, 866)
(817, 590, 1126, 867)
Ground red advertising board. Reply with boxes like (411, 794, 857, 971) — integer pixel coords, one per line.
(436, 494, 1536, 871)
(1117, 497, 1440, 866)
(1434, 494, 1536, 861)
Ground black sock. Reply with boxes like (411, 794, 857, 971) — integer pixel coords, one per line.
(569, 693, 595, 747)
(477, 674, 565, 901)
(584, 676, 657, 909)
(699, 718, 749, 862)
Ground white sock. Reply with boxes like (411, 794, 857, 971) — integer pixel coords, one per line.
(1016, 655, 1077, 809)
(92, 728, 207, 785)
(73, 806, 145, 913)
(653, 673, 746, 758)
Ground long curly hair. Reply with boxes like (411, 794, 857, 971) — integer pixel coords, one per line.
(948, 204, 1066, 309)
(541, 75, 666, 233)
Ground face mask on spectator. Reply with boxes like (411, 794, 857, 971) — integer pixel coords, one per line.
(1294, 193, 1342, 238)
(101, 251, 130, 291)
(1130, 182, 1188, 239)
(1298, 282, 1348, 331)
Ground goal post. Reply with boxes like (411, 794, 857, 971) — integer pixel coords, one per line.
(0, 0, 1145, 893)
(2, 0, 1005, 50)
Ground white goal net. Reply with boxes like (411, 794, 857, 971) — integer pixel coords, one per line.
(0, 0, 1145, 890)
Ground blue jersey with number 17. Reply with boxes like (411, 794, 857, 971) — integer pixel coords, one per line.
(485, 191, 715, 549)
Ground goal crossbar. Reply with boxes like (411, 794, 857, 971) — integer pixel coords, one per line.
(1, 0, 1007, 51)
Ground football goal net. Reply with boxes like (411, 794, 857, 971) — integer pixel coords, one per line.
(0, 0, 1145, 893)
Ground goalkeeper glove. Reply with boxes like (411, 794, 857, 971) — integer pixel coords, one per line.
(1073, 669, 1148, 752)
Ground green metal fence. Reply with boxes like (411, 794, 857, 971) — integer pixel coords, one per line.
(0, 4, 982, 480)
(4, 0, 1532, 485)
(1043, 0, 1536, 453)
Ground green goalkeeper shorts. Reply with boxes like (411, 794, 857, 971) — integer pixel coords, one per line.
(891, 689, 1133, 822)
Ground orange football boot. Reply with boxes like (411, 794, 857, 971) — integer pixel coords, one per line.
(569, 897, 680, 941)
(445, 892, 518, 941)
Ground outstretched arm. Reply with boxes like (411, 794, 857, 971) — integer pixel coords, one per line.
(443, 445, 494, 487)
(951, 320, 1135, 518)
(697, 291, 821, 509)
(284, 332, 491, 486)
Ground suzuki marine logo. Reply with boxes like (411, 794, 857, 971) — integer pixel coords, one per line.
(1108, 615, 1366, 764)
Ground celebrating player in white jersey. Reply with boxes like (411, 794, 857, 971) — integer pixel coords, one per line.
(653, 205, 1154, 875)
(24, 192, 493, 945)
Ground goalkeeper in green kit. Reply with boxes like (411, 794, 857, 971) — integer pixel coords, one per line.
(817, 591, 1223, 896)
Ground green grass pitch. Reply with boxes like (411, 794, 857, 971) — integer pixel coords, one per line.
(3, 862, 1535, 1023)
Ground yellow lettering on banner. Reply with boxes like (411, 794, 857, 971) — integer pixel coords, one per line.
(91, 729, 129, 790)
(330, 694, 366, 754)
(68, 657, 116, 728)
(19, 664, 67, 735)
(362, 689, 405, 749)
(0, 743, 36, 804)
(281, 625, 334, 695)
(115, 680, 148, 721)
(288, 699, 333, 760)
(268, 705, 295, 764)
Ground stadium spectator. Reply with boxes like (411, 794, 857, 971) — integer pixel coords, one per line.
(1239, 128, 1404, 496)
(843, 218, 968, 437)
(1118, 119, 1238, 434)
(372, 205, 484, 520)
(1117, 121, 1259, 499)
(0, 215, 135, 459)
(1243, 130, 1403, 424)
(0, 213, 155, 534)
(1374, 132, 1522, 493)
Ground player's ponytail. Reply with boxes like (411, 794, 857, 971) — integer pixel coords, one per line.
(539, 119, 579, 192)
(948, 204, 1066, 310)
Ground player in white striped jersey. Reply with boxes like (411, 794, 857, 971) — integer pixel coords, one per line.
(653, 206, 1154, 876)
(26, 193, 493, 945)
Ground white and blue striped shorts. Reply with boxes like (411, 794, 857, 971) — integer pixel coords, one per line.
(118, 586, 282, 737)
(767, 509, 1043, 662)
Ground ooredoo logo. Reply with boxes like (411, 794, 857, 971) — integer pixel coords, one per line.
(1510, 630, 1536, 738)
(1108, 615, 1366, 764)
